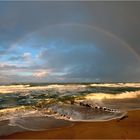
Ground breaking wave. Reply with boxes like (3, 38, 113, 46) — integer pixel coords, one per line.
(85, 91, 140, 100)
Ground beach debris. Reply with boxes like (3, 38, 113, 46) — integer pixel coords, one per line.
(78, 101, 117, 113)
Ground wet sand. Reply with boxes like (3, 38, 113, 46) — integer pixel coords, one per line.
(1, 109, 140, 139)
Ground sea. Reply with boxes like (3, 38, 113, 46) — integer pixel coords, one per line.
(0, 83, 140, 136)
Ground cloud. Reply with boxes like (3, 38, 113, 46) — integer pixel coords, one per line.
(22, 52, 31, 60)
(9, 52, 31, 61)
(0, 1, 140, 83)
(33, 24, 140, 82)
(32, 70, 49, 78)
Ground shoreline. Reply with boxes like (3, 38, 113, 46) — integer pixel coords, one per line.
(1, 109, 140, 139)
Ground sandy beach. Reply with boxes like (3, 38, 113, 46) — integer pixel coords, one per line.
(1, 109, 140, 139)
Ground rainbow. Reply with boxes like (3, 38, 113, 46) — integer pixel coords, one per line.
(9, 23, 140, 62)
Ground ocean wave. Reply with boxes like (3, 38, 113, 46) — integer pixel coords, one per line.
(0, 101, 126, 123)
(85, 90, 140, 100)
(90, 83, 140, 87)
(0, 106, 39, 121)
(1, 83, 140, 97)
(0, 84, 87, 95)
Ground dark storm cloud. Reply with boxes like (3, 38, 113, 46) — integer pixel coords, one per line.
(34, 23, 140, 82)
(38, 41, 140, 82)
(0, 1, 140, 83)
(1, 1, 140, 50)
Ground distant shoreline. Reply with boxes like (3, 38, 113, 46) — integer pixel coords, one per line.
(1, 82, 140, 86)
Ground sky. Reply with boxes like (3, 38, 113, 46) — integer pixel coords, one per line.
(0, 1, 140, 83)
